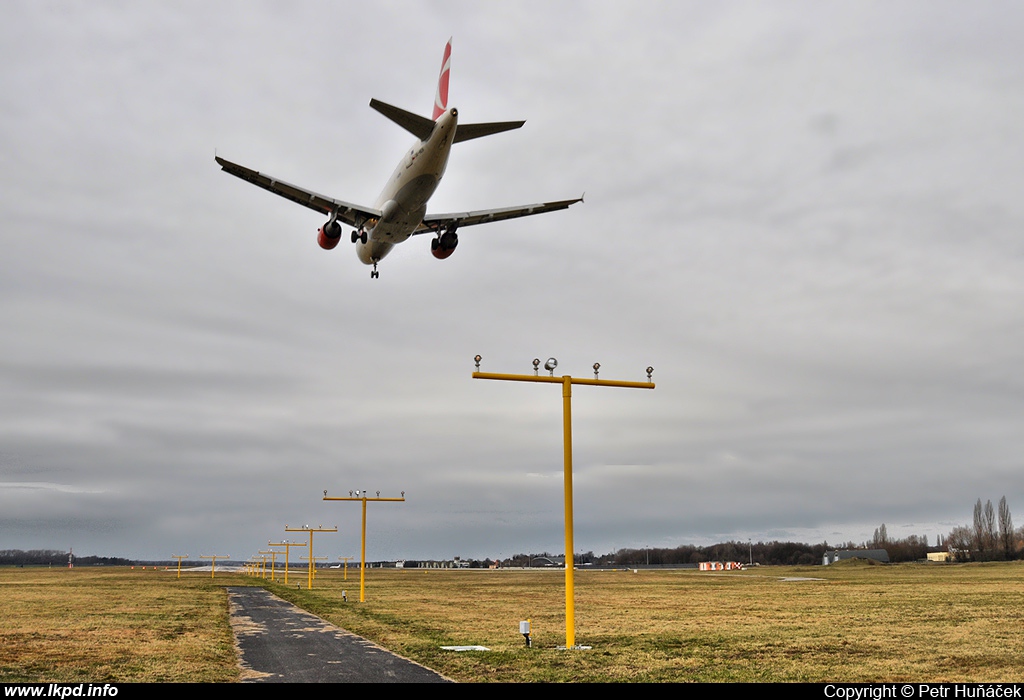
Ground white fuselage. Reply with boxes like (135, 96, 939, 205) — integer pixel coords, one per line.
(356, 108, 458, 265)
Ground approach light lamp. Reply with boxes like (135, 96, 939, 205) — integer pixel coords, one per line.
(544, 357, 558, 375)
(520, 620, 532, 648)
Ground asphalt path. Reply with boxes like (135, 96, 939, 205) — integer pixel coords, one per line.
(227, 587, 451, 683)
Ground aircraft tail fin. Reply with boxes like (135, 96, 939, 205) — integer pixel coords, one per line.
(433, 38, 452, 120)
(371, 38, 524, 144)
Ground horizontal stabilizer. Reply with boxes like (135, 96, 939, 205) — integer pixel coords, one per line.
(453, 120, 525, 143)
(369, 99, 435, 141)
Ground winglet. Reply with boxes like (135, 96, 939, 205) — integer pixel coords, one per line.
(433, 38, 452, 121)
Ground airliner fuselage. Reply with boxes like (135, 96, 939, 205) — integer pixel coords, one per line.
(358, 107, 458, 265)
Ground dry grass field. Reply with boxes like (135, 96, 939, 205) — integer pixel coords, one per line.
(0, 567, 241, 682)
(2, 560, 1022, 682)
(262, 560, 1024, 682)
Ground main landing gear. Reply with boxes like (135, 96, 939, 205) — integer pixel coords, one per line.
(351, 229, 367, 244)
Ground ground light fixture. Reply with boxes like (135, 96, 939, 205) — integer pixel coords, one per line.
(472, 356, 654, 649)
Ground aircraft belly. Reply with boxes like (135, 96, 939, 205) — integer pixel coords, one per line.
(372, 223, 415, 245)
(395, 174, 438, 209)
(357, 240, 393, 264)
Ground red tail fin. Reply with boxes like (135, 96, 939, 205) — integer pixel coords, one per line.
(433, 38, 452, 121)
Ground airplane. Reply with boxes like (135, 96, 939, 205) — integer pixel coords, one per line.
(215, 39, 582, 278)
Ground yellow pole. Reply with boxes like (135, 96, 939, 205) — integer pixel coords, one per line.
(360, 496, 367, 602)
(172, 555, 188, 579)
(562, 376, 575, 648)
(308, 531, 313, 589)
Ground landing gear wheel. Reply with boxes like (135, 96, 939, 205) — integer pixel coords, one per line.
(371, 262, 379, 279)
(360, 231, 368, 244)
(351, 230, 359, 244)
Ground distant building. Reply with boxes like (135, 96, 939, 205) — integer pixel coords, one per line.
(822, 549, 890, 565)
(927, 552, 951, 562)
(699, 561, 743, 571)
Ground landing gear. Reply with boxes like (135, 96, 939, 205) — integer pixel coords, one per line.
(351, 230, 368, 244)
(371, 261, 379, 279)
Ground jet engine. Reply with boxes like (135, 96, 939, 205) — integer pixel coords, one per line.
(430, 230, 458, 260)
(317, 220, 342, 250)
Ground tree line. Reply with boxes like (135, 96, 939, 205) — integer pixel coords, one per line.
(497, 498, 1021, 568)
(945, 496, 1021, 562)
(499, 541, 829, 567)
(0, 549, 133, 567)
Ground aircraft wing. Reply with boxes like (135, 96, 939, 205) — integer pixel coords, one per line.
(415, 197, 583, 234)
(215, 156, 381, 227)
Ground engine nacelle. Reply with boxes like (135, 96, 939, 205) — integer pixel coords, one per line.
(317, 220, 342, 250)
(430, 231, 458, 260)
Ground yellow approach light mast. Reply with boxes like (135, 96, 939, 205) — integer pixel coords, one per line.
(170, 554, 189, 579)
(259, 549, 283, 581)
(338, 556, 355, 580)
(284, 525, 338, 590)
(473, 356, 654, 649)
(200, 554, 230, 580)
(268, 540, 304, 585)
(322, 490, 405, 602)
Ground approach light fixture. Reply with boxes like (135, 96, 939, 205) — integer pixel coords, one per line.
(474, 354, 482, 370)
(322, 489, 407, 601)
(471, 358, 655, 649)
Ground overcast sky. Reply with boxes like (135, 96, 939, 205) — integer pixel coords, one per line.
(2, 2, 1022, 562)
